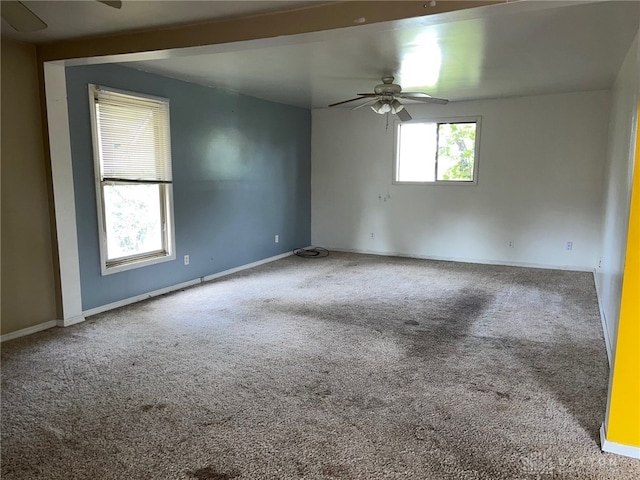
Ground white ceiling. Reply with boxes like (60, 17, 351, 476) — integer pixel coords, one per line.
(3, 1, 639, 110)
(0, 1, 325, 42)
(119, 1, 639, 108)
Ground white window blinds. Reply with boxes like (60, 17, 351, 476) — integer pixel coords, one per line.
(94, 87, 172, 182)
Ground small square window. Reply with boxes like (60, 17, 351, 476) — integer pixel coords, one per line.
(394, 117, 481, 184)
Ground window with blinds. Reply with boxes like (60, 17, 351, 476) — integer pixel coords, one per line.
(89, 85, 175, 275)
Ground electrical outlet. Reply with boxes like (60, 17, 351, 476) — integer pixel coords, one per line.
(184, 254, 189, 265)
(566, 241, 573, 251)
(508, 240, 514, 248)
(275, 235, 279, 243)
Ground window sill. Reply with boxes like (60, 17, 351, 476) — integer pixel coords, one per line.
(393, 180, 478, 186)
(101, 252, 175, 276)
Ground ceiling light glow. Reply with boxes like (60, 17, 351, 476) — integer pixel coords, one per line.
(399, 30, 442, 89)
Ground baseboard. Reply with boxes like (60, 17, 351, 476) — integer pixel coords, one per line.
(600, 424, 640, 459)
(327, 247, 593, 272)
(1, 252, 296, 342)
(202, 250, 294, 282)
(593, 270, 613, 366)
(82, 278, 202, 318)
(0, 320, 58, 343)
(56, 315, 86, 328)
(83, 250, 294, 319)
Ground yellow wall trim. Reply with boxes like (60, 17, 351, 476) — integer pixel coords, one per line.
(601, 425, 640, 459)
(605, 100, 640, 449)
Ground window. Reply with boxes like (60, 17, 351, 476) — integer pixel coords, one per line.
(394, 117, 481, 184)
(89, 85, 175, 275)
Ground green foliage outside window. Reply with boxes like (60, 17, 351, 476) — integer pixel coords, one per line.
(103, 184, 163, 260)
(439, 123, 476, 181)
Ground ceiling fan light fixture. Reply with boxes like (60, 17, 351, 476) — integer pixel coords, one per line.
(371, 99, 404, 115)
(390, 99, 405, 114)
(370, 100, 387, 114)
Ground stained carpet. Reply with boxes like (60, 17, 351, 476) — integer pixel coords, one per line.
(2, 252, 638, 479)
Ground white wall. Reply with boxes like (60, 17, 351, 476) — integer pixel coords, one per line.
(595, 32, 640, 357)
(312, 90, 611, 271)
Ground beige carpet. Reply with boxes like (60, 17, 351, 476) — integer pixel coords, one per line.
(2, 252, 638, 479)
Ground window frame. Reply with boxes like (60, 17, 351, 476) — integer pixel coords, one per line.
(393, 115, 482, 186)
(88, 84, 176, 276)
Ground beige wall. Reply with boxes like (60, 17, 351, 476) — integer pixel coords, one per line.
(1, 39, 58, 335)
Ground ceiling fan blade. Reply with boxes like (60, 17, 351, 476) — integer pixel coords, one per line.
(351, 98, 380, 110)
(400, 92, 433, 98)
(98, 0, 123, 8)
(328, 97, 369, 107)
(396, 109, 412, 121)
(1, 1, 47, 32)
(403, 96, 449, 105)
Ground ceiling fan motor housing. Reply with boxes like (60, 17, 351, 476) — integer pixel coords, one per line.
(374, 82, 402, 96)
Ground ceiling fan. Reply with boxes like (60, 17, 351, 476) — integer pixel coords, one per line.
(1, 0, 122, 32)
(328, 76, 448, 121)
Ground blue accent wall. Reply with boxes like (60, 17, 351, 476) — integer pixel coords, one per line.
(66, 64, 311, 310)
